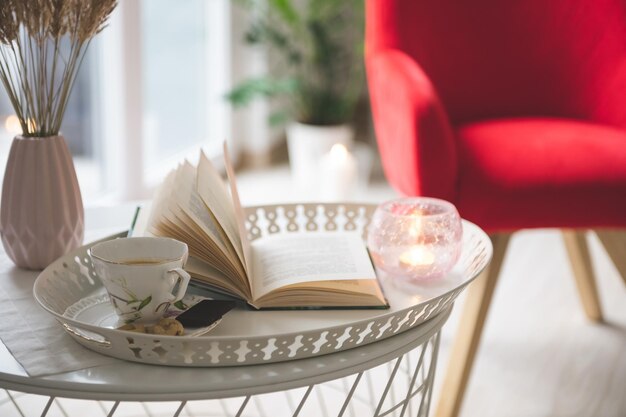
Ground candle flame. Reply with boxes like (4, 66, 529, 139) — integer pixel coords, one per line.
(3, 115, 36, 135)
(399, 246, 435, 267)
(4, 115, 21, 135)
(330, 143, 348, 160)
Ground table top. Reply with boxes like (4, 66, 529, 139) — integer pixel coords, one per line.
(0, 205, 452, 401)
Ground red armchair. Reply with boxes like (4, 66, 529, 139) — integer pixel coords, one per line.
(366, 1, 626, 417)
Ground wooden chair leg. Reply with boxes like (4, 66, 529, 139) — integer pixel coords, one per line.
(595, 229, 626, 286)
(435, 233, 511, 417)
(561, 230, 603, 322)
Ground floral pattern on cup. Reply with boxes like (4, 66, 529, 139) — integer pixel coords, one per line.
(90, 237, 191, 324)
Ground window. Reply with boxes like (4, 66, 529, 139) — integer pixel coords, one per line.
(0, 0, 232, 204)
(98, 0, 232, 201)
(0, 46, 103, 201)
(141, 0, 230, 180)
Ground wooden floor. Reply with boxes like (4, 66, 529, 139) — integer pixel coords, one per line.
(434, 229, 626, 417)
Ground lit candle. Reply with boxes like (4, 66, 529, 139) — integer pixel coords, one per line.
(4, 115, 21, 135)
(318, 144, 358, 200)
(398, 246, 435, 269)
(367, 197, 463, 282)
(398, 211, 436, 270)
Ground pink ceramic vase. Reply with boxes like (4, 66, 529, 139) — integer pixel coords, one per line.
(0, 135, 84, 270)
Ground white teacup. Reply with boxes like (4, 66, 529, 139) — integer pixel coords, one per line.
(89, 237, 191, 324)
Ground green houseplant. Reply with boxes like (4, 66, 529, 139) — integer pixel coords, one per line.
(228, 0, 364, 187)
(0, 0, 117, 269)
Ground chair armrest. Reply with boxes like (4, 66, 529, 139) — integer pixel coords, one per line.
(366, 49, 457, 200)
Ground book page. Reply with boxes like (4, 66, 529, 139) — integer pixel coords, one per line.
(196, 151, 245, 267)
(185, 256, 247, 299)
(223, 142, 253, 276)
(173, 162, 231, 252)
(250, 232, 377, 300)
(174, 162, 249, 282)
(146, 169, 177, 236)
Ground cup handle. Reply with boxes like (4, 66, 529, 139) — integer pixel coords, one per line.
(165, 267, 191, 302)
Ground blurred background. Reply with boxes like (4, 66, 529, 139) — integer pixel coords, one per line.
(0, 0, 241, 203)
(0, 2, 624, 417)
(0, 0, 384, 206)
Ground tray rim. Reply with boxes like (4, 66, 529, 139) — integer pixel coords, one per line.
(32, 202, 492, 366)
(35, 222, 490, 343)
(0, 307, 451, 401)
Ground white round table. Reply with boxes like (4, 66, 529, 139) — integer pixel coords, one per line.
(0, 205, 455, 417)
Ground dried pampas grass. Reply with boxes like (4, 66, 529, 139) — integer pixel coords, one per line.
(0, 0, 117, 136)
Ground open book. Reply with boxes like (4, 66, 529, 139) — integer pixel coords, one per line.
(139, 144, 387, 310)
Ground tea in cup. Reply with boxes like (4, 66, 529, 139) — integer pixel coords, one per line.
(90, 237, 191, 324)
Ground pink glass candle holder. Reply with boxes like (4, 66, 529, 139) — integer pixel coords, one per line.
(367, 197, 463, 282)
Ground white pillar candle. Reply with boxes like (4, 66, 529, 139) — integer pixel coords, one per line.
(318, 144, 358, 201)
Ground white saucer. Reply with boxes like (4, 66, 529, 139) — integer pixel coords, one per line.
(63, 293, 222, 341)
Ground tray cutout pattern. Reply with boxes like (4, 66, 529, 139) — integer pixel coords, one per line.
(34, 203, 491, 367)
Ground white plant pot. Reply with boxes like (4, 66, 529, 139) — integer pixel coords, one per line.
(286, 122, 354, 190)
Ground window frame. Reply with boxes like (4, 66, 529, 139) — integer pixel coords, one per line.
(92, 0, 239, 202)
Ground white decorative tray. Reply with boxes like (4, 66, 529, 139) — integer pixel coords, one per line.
(34, 203, 492, 367)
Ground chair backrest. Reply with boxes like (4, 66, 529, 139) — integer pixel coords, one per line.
(366, 0, 626, 127)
